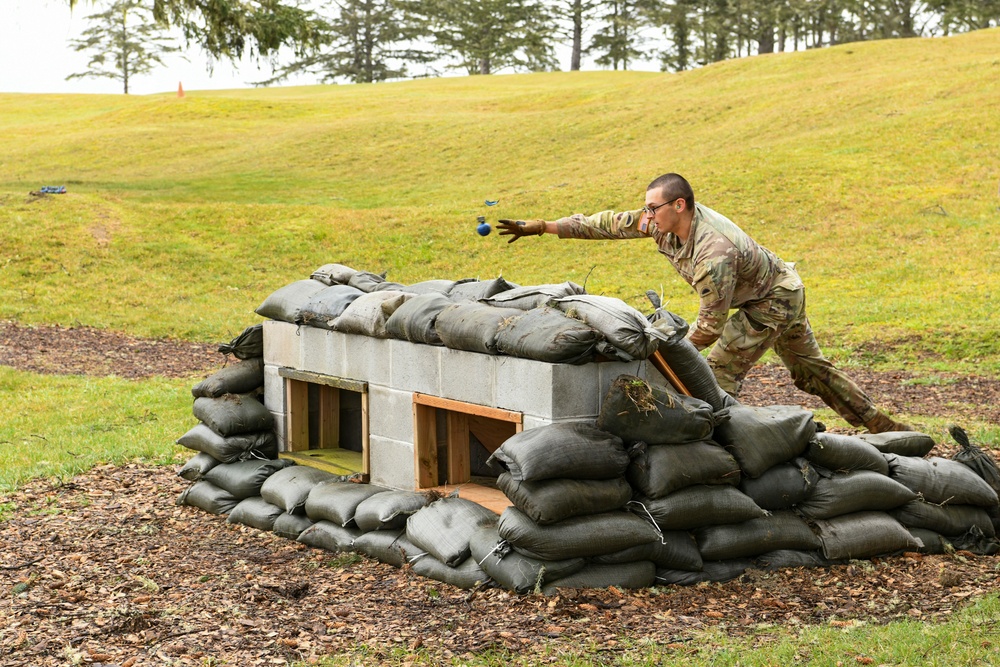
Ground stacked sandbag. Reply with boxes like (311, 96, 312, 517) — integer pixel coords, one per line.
(883, 452, 1000, 555)
(487, 423, 661, 591)
(177, 333, 276, 513)
(403, 495, 494, 589)
(553, 294, 666, 361)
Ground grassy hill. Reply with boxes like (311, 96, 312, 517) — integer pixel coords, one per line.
(1, 29, 998, 373)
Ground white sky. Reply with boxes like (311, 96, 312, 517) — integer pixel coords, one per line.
(0, 0, 318, 95)
(0, 0, 663, 96)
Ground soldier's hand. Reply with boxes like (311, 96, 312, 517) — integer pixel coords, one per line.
(497, 219, 546, 244)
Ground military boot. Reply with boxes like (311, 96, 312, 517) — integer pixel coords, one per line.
(864, 411, 913, 434)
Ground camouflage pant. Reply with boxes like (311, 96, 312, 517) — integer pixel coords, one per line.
(706, 287, 879, 427)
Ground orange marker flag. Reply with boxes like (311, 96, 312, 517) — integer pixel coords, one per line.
(177, 82, 185, 98)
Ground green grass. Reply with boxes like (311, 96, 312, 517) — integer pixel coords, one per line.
(0, 30, 999, 667)
(0, 367, 195, 499)
(1, 30, 998, 375)
(303, 593, 1000, 666)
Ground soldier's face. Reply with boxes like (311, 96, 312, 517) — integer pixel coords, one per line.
(644, 191, 681, 234)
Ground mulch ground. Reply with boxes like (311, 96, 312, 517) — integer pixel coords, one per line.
(1, 321, 999, 666)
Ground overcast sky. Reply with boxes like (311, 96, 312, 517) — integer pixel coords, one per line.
(0, 0, 322, 95)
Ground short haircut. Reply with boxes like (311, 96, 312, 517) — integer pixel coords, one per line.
(647, 173, 695, 209)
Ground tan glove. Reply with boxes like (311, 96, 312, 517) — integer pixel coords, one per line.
(497, 219, 546, 244)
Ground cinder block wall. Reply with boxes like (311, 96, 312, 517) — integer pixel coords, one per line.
(262, 320, 665, 490)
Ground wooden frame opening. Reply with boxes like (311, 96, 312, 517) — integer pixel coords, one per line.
(279, 368, 369, 480)
(413, 393, 522, 513)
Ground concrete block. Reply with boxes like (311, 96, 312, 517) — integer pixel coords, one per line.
(368, 385, 415, 443)
(439, 348, 495, 406)
(341, 334, 391, 385)
(262, 320, 301, 368)
(297, 327, 345, 378)
(522, 414, 594, 432)
(368, 435, 416, 491)
(495, 356, 553, 415)
(551, 363, 601, 418)
(269, 410, 288, 452)
(263, 364, 286, 414)
(389, 339, 441, 395)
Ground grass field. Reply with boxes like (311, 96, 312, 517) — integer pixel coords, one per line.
(1, 28, 999, 667)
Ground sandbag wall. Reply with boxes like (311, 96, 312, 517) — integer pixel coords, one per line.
(253, 263, 667, 365)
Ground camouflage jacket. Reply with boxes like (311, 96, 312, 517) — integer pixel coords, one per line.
(555, 203, 803, 349)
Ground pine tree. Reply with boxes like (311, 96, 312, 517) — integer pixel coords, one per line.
(67, 0, 182, 94)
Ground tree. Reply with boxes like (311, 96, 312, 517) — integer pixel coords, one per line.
(263, 0, 431, 84)
(588, 0, 651, 70)
(68, 0, 325, 62)
(67, 0, 182, 93)
(408, 0, 558, 75)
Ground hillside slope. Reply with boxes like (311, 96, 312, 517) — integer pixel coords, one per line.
(1, 29, 997, 372)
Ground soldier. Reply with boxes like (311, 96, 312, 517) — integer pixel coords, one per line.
(497, 172, 910, 434)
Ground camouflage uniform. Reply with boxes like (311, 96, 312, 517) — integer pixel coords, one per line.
(555, 203, 881, 427)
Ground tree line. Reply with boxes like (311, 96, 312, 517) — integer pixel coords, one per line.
(67, 0, 1000, 91)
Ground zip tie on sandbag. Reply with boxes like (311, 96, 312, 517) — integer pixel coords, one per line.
(478, 539, 511, 566)
(406, 550, 429, 564)
(627, 500, 667, 544)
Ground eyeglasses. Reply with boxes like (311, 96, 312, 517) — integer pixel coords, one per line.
(643, 197, 680, 216)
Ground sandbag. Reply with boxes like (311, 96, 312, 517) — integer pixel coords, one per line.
(483, 282, 585, 310)
(646, 302, 735, 412)
(753, 549, 840, 570)
(178, 452, 220, 481)
(192, 358, 265, 398)
(297, 520, 364, 552)
(805, 432, 889, 475)
(694, 511, 822, 560)
(656, 559, 753, 585)
(890, 500, 996, 537)
(255, 279, 328, 323)
(192, 394, 273, 437)
(203, 458, 295, 500)
(406, 497, 499, 567)
(950, 425, 1000, 495)
(354, 530, 423, 567)
(795, 470, 918, 520)
(626, 440, 741, 499)
(589, 531, 703, 571)
(273, 512, 315, 539)
(884, 454, 999, 507)
(176, 423, 277, 462)
(346, 270, 386, 292)
(411, 555, 489, 590)
(496, 473, 632, 525)
(739, 459, 818, 511)
(435, 303, 523, 355)
(631, 486, 766, 531)
(219, 324, 264, 360)
(553, 294, 666, 361)
(486, 423, 629, 483)
(494, 307, 601, 364)
(384, 292, 453, 345)
(907, 528, 949, 554)
(299, 284, 365, 329)
(449, 276, 517, 302)
(354, 490, 434, 532)
(332, 290, 413, 338)
(304, 481, 390, 526)
(310, 263, 358, 286)
(177, 481, 239, 515)
(497, 507, 660, 561)
(713, 405, 815, 479)
(405, 279, 472, 296)
(469, 526, 586, 594)
(814, 511, 921, 560)
(858, 431, 936, 457)
(542, 561, 656, 594)
(227, 497, 285, 531)
(260, 466, 338, 514)
(596, 376, 720, 445)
